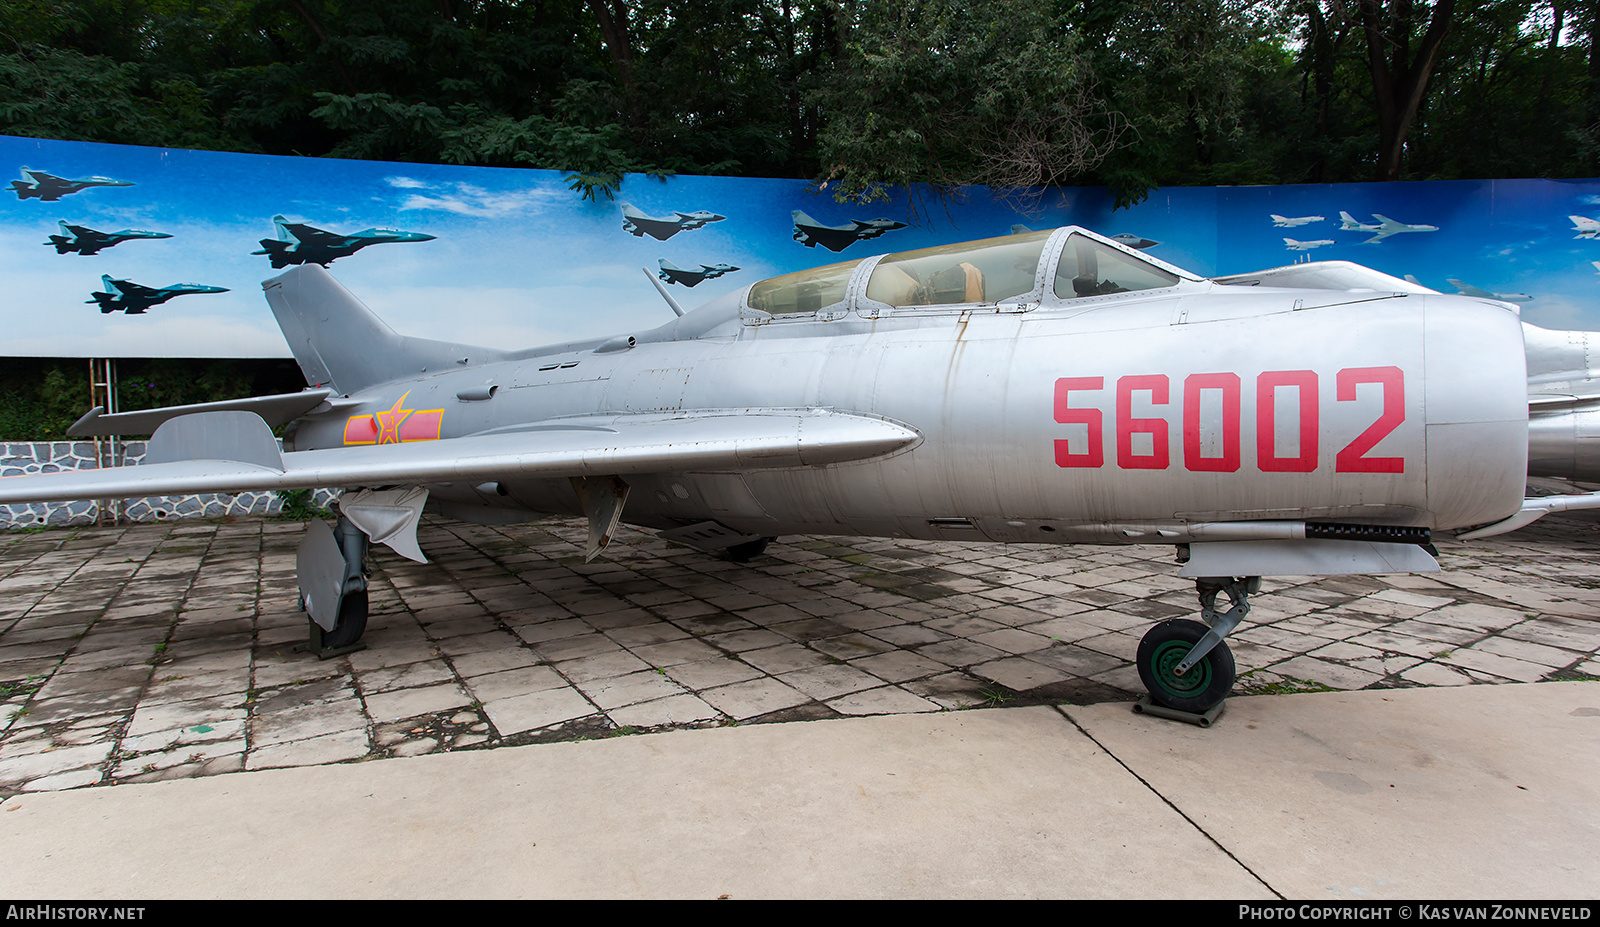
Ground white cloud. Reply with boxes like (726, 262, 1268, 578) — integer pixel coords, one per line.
(398, 182, 565, 218)
(385, 176, 430, 189)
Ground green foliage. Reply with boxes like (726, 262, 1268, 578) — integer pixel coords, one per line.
(809, 0, 1128, 212)
(0, 1, 1595, 216)
(0, 358, 304, 440)
(273, 488, 329, 521)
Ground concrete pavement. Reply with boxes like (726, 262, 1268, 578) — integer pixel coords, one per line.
(1, 511, 1599, 897)
(0, 680, 1596, 898)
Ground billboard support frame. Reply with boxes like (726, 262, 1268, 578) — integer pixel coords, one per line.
(89, 358, 120, 526)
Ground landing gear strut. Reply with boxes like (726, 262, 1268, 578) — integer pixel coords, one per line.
(1135, 575, 1257, 722)
(295, 514, 370, 659)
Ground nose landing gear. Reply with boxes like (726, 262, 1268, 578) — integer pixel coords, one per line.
(1134, 575, 1257, 724)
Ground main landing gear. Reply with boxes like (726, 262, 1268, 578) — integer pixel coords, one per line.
(295, 513, 371, 659)
(1135, 575, 1258, 724)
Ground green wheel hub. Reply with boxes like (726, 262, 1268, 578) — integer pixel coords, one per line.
(1149, 639, 1211, 698)
(1137, 619, 1236, 714)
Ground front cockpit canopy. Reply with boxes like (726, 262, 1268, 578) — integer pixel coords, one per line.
(1053, 233, 1179, 298)
(741, 227, 1189, 320)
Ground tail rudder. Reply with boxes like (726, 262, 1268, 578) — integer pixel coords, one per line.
(262, 264, 506, 394)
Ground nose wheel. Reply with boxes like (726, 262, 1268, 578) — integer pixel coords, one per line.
(1135, 575, 1256, 718)
(1137, 619, 1236, 713)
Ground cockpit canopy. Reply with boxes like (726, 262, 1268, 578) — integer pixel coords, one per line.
(742, 227, 1191, 320)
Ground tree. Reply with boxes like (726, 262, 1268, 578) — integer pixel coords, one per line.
(807, 0, 1129, 211)
(1355, 0, 1458, 180)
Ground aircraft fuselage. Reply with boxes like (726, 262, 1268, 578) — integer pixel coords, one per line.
(287, 284, 1527, 544)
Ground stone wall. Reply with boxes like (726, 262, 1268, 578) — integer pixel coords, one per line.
(0, 441, 337, 529)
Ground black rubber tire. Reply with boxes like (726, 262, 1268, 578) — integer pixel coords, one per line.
(725, 537, 774, 563)
(1137, 618, 1235, 713)
(321, 589, 369, 649)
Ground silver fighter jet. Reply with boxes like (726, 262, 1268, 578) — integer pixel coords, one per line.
(7, 227, 1596, 715)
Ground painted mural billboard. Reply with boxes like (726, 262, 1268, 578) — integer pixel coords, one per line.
(4, 132, 1600, 359)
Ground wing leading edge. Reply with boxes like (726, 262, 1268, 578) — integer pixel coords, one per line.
(0, 408, 922, 505)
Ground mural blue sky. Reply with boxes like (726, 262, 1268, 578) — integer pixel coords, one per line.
(4, 133, 1600, 358)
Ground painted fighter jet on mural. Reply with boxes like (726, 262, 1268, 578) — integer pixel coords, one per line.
(791, 210, 907, 252)
(86, 275, 228, 314)
(8, 226, 1600, 719)
(620, 203, 726, 241)
(1448, 279, 1533, 302)
(46, 221, 172, 255)
(1338, 211, 1440, 244)
(253, 215, 436, 268)
(657, 259, 739, 287)
(9, 169, 133, 201)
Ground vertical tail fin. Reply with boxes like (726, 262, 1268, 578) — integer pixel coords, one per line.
(262, 264, 505, 395)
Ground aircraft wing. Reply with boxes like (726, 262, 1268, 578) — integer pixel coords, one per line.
(282, 223, 346, 246)
(630, 218, 680, 240)
(1448, 279, 1496, 300)
(795, 225, 859, 252)
(0, 408, 921, 505)
(110, 280, 160, 298)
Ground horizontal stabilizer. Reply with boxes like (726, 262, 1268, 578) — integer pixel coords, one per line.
(0, 409, 920, 505)
(68, 389, 334, 437)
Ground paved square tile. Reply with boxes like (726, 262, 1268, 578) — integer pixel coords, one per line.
(0, 511, 1596, 794)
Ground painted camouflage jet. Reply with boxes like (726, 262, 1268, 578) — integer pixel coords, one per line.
(1338, 211, 1439, 244)
(1271, 214, 1325, 227)
(791, 210, 907, 252)
(1284, 238, 1336, 251)
(1110, 233, 1161, 250)
(85, 275, 228, 314)
(10, 226, 1600, 718)
(45, 221, 172, 255)
(657, 259, 739, 287)
(9, 169, 133, 201)
(1448, 279, 1533, 302)
(620, 203, 726, 241)
(253, 215, 435, 268)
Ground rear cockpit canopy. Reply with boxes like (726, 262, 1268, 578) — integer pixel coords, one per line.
(740, 227, 1199, 322)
